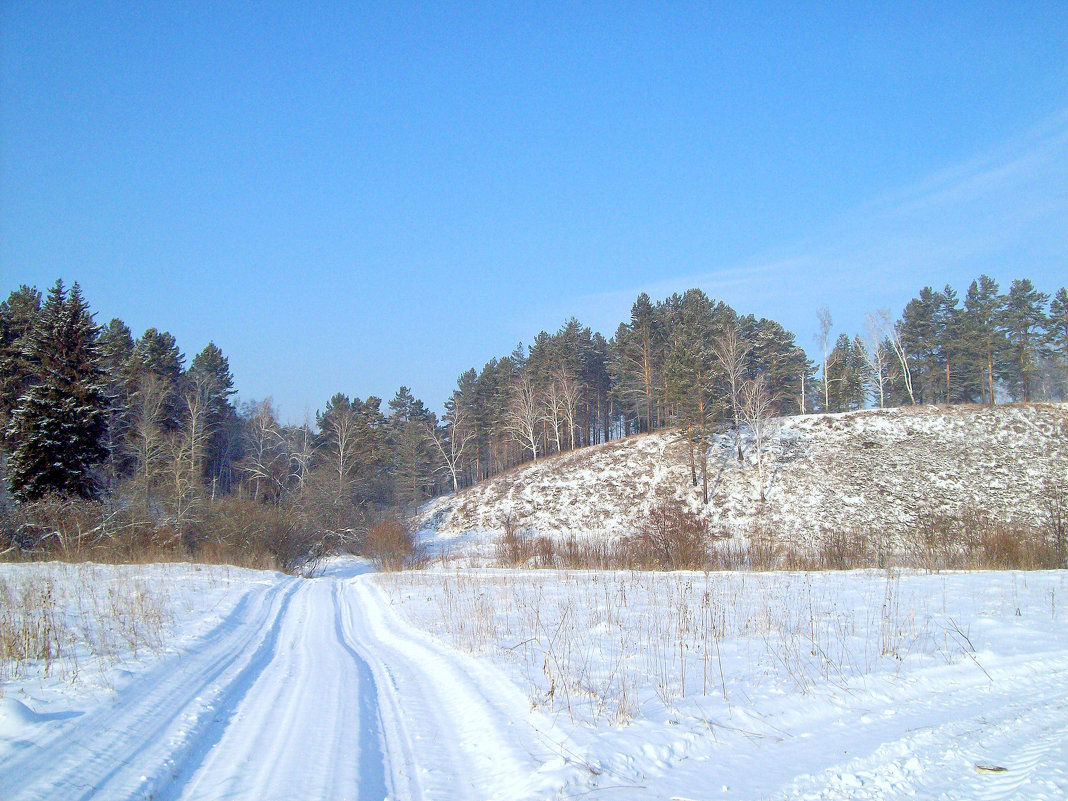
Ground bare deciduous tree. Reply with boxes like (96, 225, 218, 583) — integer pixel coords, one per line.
(424, 404, 476, 495)
(741, 373, 778, 502)
(875, 308, 915, 404)
(816, 307, 833, 412)
(711, 323, 751, 461)
(861, 313, 891, 408)
(504, 373, 544, 462)
(284, 414, 316, 493)
(554, 367, 581, 452)
(131, 373, 170, 505)
(321, 405, 358, 500)
(241, 399, 285, 501)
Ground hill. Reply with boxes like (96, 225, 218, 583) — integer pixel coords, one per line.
(419, 403, 1068, 556)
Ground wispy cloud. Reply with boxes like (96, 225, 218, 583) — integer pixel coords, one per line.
(564, 108, 1068, 344)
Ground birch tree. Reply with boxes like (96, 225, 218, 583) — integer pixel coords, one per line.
(860, 314, 891, 408)
(875, 308, 915, 404)
(711, 322, 751, 461)
(504, 372, 543, 462)
(424, 403, 476, 495)
(816, 307, 833, 411)
(741, 373, 777, 502)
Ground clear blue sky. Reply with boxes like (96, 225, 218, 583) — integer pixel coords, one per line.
(3, 2, 1066, 420)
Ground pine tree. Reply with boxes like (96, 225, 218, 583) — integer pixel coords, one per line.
(900, 287, 941, 404)
(388, 386, 434, 511)
(612, 293, 663, 433)
(935, 285, 961, 403)
(825, 333, 864, 412)
(1046, 287, 1068, 400)
(998, 279, 1050, 402)
(663, 289, 720, 502)
(1050, 288, 1068, 356)
(6, 281, 108, 500)
(961, 275, 1005, 405)
(747, 317, 809, 415)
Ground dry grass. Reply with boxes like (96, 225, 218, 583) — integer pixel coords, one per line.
(0, 564, 175, 687)
(481, 500, 1066, 573)
(380, 567, 1018, 727)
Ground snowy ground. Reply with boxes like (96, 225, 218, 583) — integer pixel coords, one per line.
(420, 403, 1068, 552)
(2, 560, 1067, 800)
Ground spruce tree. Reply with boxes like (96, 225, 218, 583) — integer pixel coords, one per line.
(188, 342, 237, 490)
(98, 318, 138, 484)
(6, 281, 108, 500)
(0, 285, 43, 436)
(133, 327, 185, 430)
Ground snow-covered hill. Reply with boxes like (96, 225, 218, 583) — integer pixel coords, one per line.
(420, 403, 1068, 553)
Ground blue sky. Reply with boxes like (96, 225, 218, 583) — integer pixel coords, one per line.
(2, 2, 1066, 420)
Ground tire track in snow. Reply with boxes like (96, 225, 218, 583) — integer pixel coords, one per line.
(170, 578, 389, 801)
(3, 568, 594, 801)
(344, 575, 594, 801)
(0, 575, 300, 801)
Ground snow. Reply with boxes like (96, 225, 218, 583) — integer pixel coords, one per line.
(2, 560, 1067, 799)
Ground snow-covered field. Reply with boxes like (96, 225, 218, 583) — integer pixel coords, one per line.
(420, 403, 1068, 553)
(2, 560, 1067, 800)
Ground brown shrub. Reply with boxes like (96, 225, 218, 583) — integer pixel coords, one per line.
(366, 516, 421, 571)
(625, 499, 710, 570)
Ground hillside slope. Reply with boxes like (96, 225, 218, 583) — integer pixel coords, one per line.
(420, 403, 1068, 551)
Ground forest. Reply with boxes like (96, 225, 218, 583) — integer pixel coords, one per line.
(0, 276, 1065, 567)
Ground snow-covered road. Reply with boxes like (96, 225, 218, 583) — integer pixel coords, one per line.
(0, 562, 585, 801)
(3, 564, 1067, 800)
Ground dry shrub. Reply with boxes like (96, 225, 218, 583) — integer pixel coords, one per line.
(495, 528, 536, 566)
(1043, 472, 1067, 568)
(0, 493, 325, 574)
(0, 496, 181, 564)
(554, 536, 619, 570)
(624, 499, 709, 570)
(366, 516, 421, 571)
(815, 528, 881, 570)
(895, 504, 1061, 571)
(196, 495, 325, 573)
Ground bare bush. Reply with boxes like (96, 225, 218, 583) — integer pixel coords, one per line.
(898, 504, 1060, 571)
(625, 499, 710, 570)
(494, 507, 535, 566)
(1042, 472, 1067, 568)
(366, 516, 421, 571)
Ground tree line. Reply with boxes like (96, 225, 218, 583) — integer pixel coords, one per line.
(819, 277, 1067, 413)
(1, 275, 1065, 555)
